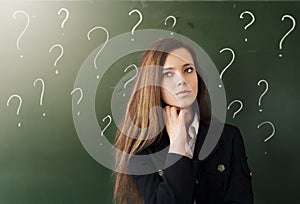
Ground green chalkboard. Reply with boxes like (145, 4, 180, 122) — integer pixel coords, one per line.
(0, 1, 299, 204)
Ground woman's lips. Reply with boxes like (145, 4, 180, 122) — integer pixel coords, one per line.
(176, 90, 191, 96)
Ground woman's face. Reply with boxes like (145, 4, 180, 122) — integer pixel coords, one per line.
(161, 47, 198, 108)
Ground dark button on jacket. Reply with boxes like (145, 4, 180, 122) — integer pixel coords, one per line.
(129, 123, 254, 204)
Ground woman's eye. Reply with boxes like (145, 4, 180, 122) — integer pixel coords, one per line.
(185, 67, 194, 73)
(162, 72, 172, 77)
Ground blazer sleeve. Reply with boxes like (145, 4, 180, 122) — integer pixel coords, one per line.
(130, 153, 196, 204)
(224, 126, 254, 204)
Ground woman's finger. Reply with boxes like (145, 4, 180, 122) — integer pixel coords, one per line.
(170, 106, 178, 120)
(178, 108, 187, 120)
(164, 106, 171, 122)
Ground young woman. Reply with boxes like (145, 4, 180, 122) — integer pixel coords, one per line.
(113, 38, 254, 204)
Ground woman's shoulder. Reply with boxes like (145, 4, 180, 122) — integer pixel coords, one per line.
(201, 119, 241, 137)
(200, 119, 245, 147)
(222, 123, 242, 135)
(214, 122, 247, 155)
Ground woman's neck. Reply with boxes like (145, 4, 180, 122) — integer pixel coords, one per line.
(183, 106, 195, 128)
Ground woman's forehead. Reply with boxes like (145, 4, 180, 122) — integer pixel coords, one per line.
(165, 48, 194, 64)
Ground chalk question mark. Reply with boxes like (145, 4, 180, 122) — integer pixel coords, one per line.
(219, 47, 235, 88)
(257, 121, 275, 155)
(122, 64, 138, 97)
(71, 88, 83, 116)
(164, 15, 177, 35)
(13, 10, 30, 58)
(87, 26, 109, 79)
(58, 8, 70, 36)
(257, 79, 268, 112)
(6, 94, 23, 127)
(257, 121, 275, 143)
(239, 11, 255, 42)
(33, 78, 46, 116)
(278, 14, 296, 58)
(49, 43, 64, 74)
(227, 99, 243, 119)
(100, 115, 112, 146)
(128, 9, 143, 42)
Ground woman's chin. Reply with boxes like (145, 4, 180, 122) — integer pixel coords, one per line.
(163, 97, 197, 109)
(172, 102, 194, 109)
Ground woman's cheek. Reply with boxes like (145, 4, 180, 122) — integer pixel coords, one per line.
(161, 88, 178, 107)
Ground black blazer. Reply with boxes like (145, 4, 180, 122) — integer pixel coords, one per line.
(129, 122, 254, 204)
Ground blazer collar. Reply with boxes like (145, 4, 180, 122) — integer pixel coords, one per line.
(146, 121, 220, 167)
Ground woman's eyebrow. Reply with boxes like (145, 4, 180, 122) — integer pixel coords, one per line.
(163, 63, 195, 70)
(182, 63, 195, 67)
(162, 67, 174, 70)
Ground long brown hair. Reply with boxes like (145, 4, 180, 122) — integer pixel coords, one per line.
(113, 38, 211, 204)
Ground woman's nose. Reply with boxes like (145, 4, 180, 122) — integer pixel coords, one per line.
(174, 73, 186, 86)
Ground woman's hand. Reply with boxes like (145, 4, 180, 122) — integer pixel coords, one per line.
(164, 106, 190, 157)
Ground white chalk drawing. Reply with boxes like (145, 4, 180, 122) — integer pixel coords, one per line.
(122, 64, 138, 97)
(257, 79, 268, 112)
(58, 8, 70, 29)
(12, 10, 30, 58)
(101, 114, 112, 137)
(6, 94, 23, 127)
(71, 88, 83, 116)
(257, 121, 275, 143)
(164, 15, 176, 35)
(239, 10, 255, 42)
(128, 9, 143, 41)
(279, 14, 296, 58)
(227, 99, 243, 119)
(219, 47, 235, 88)
(87, 26, 109, 79)
(49, 43, 64, 74)
(33, 78, 46, 116)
